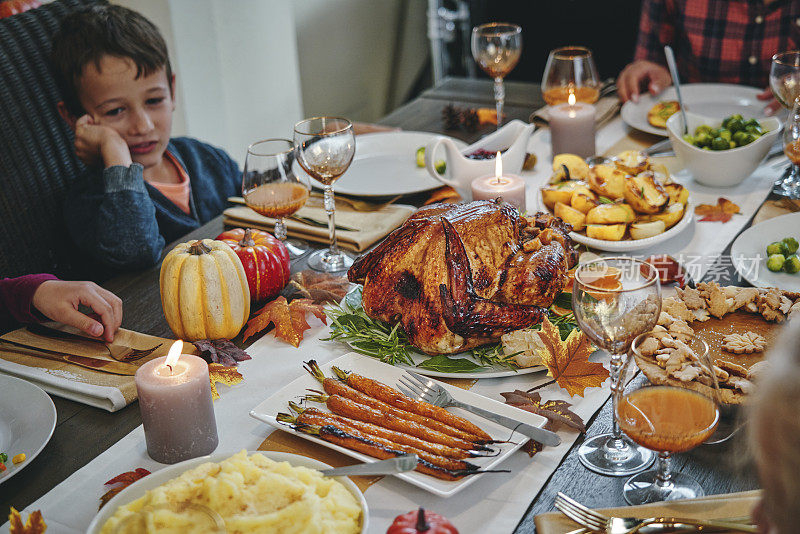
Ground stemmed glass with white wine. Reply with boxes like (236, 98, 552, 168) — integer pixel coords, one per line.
(541, 46, 601, 105)
(471, 23, 522, 129)
(242, 138, 310, 258)
(572, 257, 662, 476)
(770, 50, 800, 198)
(293, 117, 355, 273)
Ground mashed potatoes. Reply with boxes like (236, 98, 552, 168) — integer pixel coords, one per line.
(101, 450, 362, 534)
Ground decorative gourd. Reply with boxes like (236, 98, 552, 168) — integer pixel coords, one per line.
(159, 239, 250, 340)
(216, 228, 290, 303)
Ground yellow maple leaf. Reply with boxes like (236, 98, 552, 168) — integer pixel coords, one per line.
(208, 363, 243, 400)
(536, 316, 609, 397)
(9, 508, 46, 534)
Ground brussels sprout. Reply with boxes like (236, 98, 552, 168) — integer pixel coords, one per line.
(683, 134, 695, 144)
(416, 146, 425, 167)
(767, 241, 785, 256)
(744, 118, 760, 128)
(727, 118, 744, 133)
(768, 253, 786, 272)
(731, 113, 743, 121)
(732, 131, 749, 146)
(695, 125, 713, 135)
(708, 128, 721, 138)
(718, 129, 732, 141)
(785, 255, 800, 274)
(695, 132, 712, 147)
(783, 236, 799, 254)
(711, 137, 730, 150)
(745, 124, 763, 136)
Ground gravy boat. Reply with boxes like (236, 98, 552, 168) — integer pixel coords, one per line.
(424, 119, 535, 200)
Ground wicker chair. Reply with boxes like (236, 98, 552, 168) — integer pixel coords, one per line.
(0, 0, 106, 279)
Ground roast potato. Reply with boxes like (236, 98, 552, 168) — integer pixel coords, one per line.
(586, 223, 627, 241)
(552, 153, 590, 180)
(629, 220, 666, 240)
(586, 203, 635, 224)
(541, 180, 585, 209)
(664, 183, 689, 205)
(639, 202, 685, 228)
(571, 192, 598, 214)
(588, 164, 626, 199)
(614, 150, 649, 175)
(554, 202, 586, 231)
(623, 172, 669, 214)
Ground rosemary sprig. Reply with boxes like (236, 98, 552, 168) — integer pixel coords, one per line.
(471, 343, 521, 371)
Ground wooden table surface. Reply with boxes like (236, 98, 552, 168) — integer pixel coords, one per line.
(0, 77, 760, 531)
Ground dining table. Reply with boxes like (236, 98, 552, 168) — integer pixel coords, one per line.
(0, 76, 767, 533)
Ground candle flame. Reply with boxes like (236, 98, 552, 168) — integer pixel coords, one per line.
(165, 340, 183, 369)
(495, 151, 503, 182)
(568, 92, 576, 106)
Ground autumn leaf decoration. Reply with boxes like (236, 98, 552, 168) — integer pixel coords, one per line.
(290, 270, 351, 304)
(536, 315, 609, 397)
(209, 363, 244, 400)
(501, 390, 585, 457)
(8, 508, 47, 534)
(243, 296, 327, 346)
(98, 468, 151, 509)
(694, 197, 740, 223)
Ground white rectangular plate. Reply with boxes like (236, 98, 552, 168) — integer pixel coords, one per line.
(249, 352, 547, 497)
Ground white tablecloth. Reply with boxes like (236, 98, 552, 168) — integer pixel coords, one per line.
(4, 117, 782, 533)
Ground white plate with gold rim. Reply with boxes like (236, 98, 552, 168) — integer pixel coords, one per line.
(87, 450, 368, 534)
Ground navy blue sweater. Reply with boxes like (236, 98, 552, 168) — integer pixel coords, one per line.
(65, 137, 240, 270)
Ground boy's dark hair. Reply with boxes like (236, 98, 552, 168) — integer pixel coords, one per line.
(50, 4, 173, 116)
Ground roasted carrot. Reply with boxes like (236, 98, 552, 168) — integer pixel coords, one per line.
(304, 361, 486, 443)
(289, 421, 469, 481)
(307, 393, 489, 451)
(331, 365, 491, 441)
(286, 409, 477, 472)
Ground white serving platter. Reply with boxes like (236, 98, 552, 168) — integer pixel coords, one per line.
(249, 352, 547, 497)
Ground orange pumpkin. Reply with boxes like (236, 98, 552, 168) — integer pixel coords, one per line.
(216, 228, 290, 302)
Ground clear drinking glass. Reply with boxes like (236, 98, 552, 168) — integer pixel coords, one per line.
(572, 257, 661, 476)
(293, 117, 355, 273)
(471, 23, 522, 129)
(541, 46, 601, 105)
(624, 333, 720, 504)
(770, 51, 800, 197)
(242, 139, 310, 259)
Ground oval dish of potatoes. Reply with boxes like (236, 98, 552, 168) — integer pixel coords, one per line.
(539, 151, 693, 251)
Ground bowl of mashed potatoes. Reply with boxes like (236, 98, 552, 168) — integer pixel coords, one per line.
(88, 450, 367, 534)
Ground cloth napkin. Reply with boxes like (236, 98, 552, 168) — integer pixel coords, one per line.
(0, 325, 178, 412)
(535, 490, 760, 534)
(223, 197, 416, 253)
(530, 95, 621, 128)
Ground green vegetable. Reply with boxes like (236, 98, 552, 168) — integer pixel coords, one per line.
(726, 118, 744, 133)
(417, 355, 484, 373)
(767, 241, 785, 256)
(694, 132, 711, 147)
(768, 253, 786, 272)
(711, 137, 729, 151)
(435, 160, 446, 174)
(416, 146, 425, 167)
(745, 124, 763, 136)
(785, 255, 800, 274)
(695, 125, 713, 135)
(686, 114, 764, 150)
(733, 131, 749, 146)
(0, 453, 6, 464)
(783, 237, 799, 255)
(718, 129, 732, 142)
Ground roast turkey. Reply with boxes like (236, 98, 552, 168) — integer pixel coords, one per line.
(348, 200, 577, 354)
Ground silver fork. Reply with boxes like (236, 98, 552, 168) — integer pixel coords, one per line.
(554, 492, 756, 533)
(397, 371, 561, 447)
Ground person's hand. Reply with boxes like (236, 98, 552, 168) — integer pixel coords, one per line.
(618, 60, 673, 103)
(31, 280, 123, 342)
(73, 115, 132, 168)
(757, 87, 782, 116)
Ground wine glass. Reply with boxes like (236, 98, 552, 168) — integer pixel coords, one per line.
(624, 333, 720, 504)
(471, 23, 522, 129)
(770, 51, 800, 197)
(541, 46, 601, 105)
(242, 139, 310, 259)
(293, 117, 355, 273)
(572, 257, 661, 476)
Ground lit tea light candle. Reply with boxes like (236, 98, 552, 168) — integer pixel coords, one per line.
(549, 91, 596, 158)
(135, 340, 218, 464)
(470, 152, 527, 210)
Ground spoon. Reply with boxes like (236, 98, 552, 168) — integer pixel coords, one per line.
(320, 454, 418, 477)
(664, 45, 689, 135)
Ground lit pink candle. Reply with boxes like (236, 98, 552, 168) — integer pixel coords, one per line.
(549, 92, 595, 158)
(135, 341, 218, 464)
(470, 152, 526, 211)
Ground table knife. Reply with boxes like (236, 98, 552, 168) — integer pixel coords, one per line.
(0, 338, 138, 375)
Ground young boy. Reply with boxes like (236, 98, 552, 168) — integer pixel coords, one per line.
(51, 5, 241, 270)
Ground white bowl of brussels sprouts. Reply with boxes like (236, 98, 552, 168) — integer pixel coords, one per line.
(666, 111, 782, 187)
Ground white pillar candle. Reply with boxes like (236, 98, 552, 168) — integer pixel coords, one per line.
(470, 152, 527, 211)
(549, 92, 596, 158)
(135, 341, 218, 464)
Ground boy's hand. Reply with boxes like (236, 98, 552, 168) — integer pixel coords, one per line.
(32, 280, 123, 342)
(74, 115, 133, 168)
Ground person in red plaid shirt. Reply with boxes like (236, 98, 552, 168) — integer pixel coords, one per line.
(618, 0, 800, 114)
